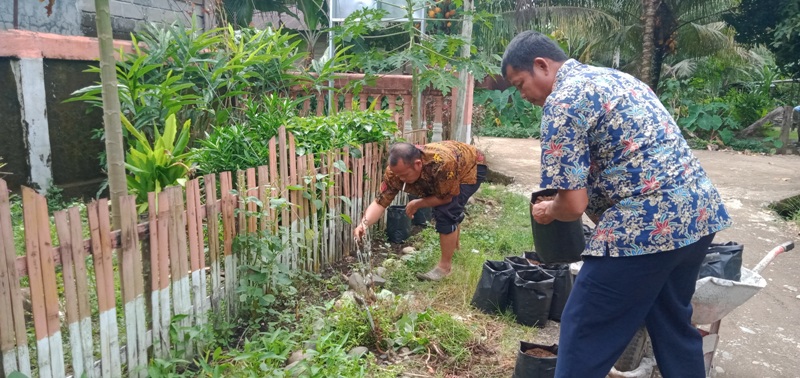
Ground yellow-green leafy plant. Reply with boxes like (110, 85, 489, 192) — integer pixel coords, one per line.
(123, 113, 191, 212)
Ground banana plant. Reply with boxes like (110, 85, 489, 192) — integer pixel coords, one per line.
(122, 113, 192, 213)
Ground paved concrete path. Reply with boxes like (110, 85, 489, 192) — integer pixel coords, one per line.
(476, 136, 800, 378)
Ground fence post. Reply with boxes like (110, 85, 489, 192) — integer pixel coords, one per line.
(0, 180, 31, 376)
(120, 195, 147, 377)
(88, 198, 122, 377)
(22, 188, 66, 378)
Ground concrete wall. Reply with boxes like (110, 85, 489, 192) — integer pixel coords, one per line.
(0, 30, 135, 197)
(1, 0, 211, 39)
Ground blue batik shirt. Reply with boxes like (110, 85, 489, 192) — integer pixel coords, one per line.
(540, 59, 732, 257)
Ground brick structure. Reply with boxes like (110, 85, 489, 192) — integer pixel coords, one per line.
(1, 0, 212, 39)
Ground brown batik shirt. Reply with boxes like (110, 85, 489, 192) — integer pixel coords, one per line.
(374, 141, 485, 208)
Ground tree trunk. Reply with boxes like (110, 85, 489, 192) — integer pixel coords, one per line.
(652, 44, 665, 90)
(452, 0, 474, 143)
(95, 0, 128, 229)
(638, 0, 658, 88)
(737, 107, 785, 137)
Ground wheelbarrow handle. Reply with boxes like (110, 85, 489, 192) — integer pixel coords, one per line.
(752, 241, 794, 274)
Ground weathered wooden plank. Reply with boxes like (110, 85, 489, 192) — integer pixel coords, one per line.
(246, 168, 257, 234)
(22, 188, 62, 378)
(204, 174, 221, 309)
(148, 192, 163, 359)
(13, 222, 150, 278)
(54, 210, 84, 378)
(307, 154, 319, 272)
(295, 155, 305, 270)
(220, 172, 236, 315)
(187, 179, 207, 329)
(236, 171, 247, 237)
(342, 148, 352, 258)
(156, 192, 172, 354)
(258, 165, 269, 232)
(327, 151, 337, 265)
(288, 133, 299, 270)
(88, 199, 121, 378)
(169, 187, 193, 355)
(0, 180, 30, 376)
(120, 195, 146, 377)
(268, 138, 279, 235)
(278, 128, 290, 266)
(68, 207, 94, 378)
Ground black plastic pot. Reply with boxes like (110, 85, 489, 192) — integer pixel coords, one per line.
(386, 205, 411, 243)
(699, 241, 743, 281)
(505, 255, 536, 271)
(513, 253, 573, 322)
(510, 267, 555, 328)
(407, 194, 432, 226)
(513, 341, 558, 378)
(530, 189, 585, 264)
(470, 260, 515, 314)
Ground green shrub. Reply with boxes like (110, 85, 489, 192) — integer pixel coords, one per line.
(474, 88, 541, 139)
(192, 100, 398, 174)
(123, 114, 191, 212)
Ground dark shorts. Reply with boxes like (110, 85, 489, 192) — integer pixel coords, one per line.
(432, 164, 488, 235)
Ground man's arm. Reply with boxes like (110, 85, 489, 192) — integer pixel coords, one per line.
(406, 195, 453, 217)
(532, 188, 588, 224)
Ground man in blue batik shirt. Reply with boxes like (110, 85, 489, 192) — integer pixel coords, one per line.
(502, 31, 732, 378)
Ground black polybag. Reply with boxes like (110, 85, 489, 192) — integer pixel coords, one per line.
(510, 267, 555, 328)
(507, 254, 573, 322)
(513, 341, 558, 378)
(540, 263, 572, 322)
(407, 194, 432, 225)
(470, 260, 515, 314)
(699, 241, 743, 281)
(386, 205, 411, 243)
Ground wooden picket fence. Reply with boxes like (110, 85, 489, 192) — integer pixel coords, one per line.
(0, 127, 428, 378)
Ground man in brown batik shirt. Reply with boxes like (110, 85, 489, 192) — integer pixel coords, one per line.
(354, 141, 487, 281)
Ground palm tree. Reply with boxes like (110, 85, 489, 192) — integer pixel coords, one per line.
(480, 0, 739, 89)
(640, 0, 658, 87)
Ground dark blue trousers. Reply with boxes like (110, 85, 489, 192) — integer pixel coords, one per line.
(555, 233, 716, 378)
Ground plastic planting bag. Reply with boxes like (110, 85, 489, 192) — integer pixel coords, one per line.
(541, 263, 572, 322)
(511, 267, 555, 328)
(530, 189, 585, 263)
(470, 260, 515, 314)
(699, 242, 743, 281)
(511, 254, 573, 322)
(386, 205, 411, 243)
(513, 341, 558, 378)
(407, 194, 432, 226)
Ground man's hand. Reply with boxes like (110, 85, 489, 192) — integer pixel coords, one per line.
(532, 201, 555, 225)
(406, 199, 424, 218)
(353, 223, 366, 240)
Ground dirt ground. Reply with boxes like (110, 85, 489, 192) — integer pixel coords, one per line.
(475, 136, 800, 378)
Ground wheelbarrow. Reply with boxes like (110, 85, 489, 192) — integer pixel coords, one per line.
(569, 241, 795, 377)
(692, 241, 794, 377)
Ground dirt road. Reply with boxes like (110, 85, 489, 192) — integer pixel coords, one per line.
(475, 136, 800, 378)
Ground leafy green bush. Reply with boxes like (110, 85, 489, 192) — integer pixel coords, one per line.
(192, 95, 299, 174)
(474, 88, 541, 139)
(678, 101, 739, 144)
(123, 114, 191, 211)
(192, 99, 398, 174)
(69, 23, 352, 148)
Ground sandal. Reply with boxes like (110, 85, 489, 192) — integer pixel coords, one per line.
(416, 267, 451, 281)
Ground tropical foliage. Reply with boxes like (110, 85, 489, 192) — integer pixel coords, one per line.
(123, 114, 192, 211)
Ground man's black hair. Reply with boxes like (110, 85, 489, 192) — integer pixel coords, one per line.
(501, 31, 568, 77)
(388, 142, 422, 166)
